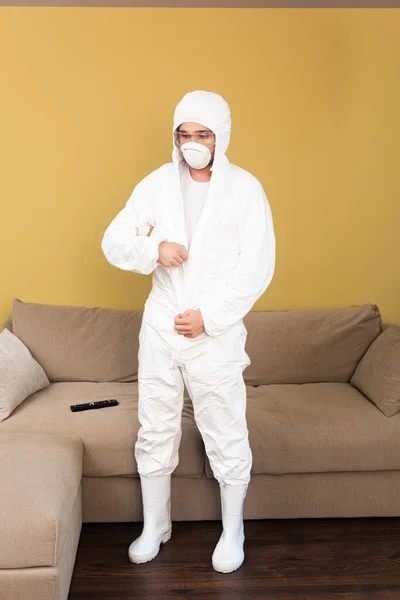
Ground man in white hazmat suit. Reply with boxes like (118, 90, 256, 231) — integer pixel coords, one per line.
(101, 90, 276, 573)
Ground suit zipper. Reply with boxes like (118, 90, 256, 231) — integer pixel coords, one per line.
(176, 169, 187, 314)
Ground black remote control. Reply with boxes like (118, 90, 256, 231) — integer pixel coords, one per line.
(70, 399, 119, 412)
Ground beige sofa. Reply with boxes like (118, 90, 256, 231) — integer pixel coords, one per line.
(1, 298, 400, 600)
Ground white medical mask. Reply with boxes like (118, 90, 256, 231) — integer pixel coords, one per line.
(180, 141, 212, 170)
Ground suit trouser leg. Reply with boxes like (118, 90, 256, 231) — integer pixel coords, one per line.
(180, 348, 252, 487)
(179, 334, 252, 572)
(129, 322, 184, 564)
(135, 322, 185, 477)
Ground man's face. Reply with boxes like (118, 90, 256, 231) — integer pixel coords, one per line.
(175, 122, 216, 160)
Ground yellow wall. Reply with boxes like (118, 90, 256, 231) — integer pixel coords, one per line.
(1, 7, 399, 326)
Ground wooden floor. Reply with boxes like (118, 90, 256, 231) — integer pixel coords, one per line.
(69, 518, 400, 599)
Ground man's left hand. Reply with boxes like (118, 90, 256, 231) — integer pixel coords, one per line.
(174, 309, 205, 338)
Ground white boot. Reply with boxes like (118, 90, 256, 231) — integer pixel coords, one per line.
(128, 475, 172, 564)
(212, 483, 248, 573)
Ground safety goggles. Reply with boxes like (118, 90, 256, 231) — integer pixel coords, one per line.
(175, 130, 216, 146)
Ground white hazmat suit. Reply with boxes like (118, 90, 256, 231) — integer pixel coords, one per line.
(101, 90, 276, 572)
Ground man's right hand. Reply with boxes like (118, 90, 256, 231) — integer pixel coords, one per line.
(157, 242, 189, 267)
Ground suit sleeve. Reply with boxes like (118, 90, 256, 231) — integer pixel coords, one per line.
(198, 179, 276, 337)
(101, 173, 165, 276)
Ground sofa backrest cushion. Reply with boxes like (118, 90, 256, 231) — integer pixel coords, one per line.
(9, 299, 383, 385)
(11, 298, 143, 382)
(243, 303, 382, 385)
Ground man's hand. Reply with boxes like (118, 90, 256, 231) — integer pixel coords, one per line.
(157, 242, 188, 267)
(174, 309, 205, 338)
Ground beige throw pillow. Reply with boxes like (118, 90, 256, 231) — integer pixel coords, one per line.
(0, 329, 50, 422)
(350, 325, 400, 417)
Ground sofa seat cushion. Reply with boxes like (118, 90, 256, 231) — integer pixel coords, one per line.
(0, 432, 82, 569)
(1, 382, 205, 478)
(202, 382, 400, 477)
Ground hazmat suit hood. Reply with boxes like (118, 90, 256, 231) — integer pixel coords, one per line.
(172, 90, 231, 173)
